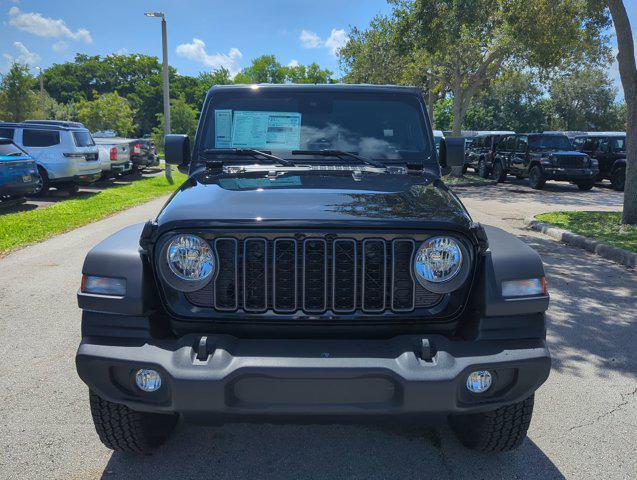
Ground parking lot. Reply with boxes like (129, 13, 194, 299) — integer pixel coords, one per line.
(0, 178, 634, 480)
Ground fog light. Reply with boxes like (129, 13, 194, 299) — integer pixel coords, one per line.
(135, 369, 162, 392)
(466, 370, 492, 393)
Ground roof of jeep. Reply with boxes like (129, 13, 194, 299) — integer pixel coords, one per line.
(206, 83, 422, 96)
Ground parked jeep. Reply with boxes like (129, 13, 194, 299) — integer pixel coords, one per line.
(76, 84, 551, 454)
(572, 133, 626, 191)
(464, 131, 514, 178)
(492, 133, 598, 190)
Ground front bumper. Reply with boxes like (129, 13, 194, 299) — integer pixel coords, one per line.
(76, 334, 550, 421)
(543, 167, 597, 181)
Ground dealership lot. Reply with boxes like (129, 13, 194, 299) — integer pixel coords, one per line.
(0, 182, 634, 480)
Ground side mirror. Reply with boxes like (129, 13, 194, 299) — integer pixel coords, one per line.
(439, 137, 465, 176)
(164, 134, 191, 166)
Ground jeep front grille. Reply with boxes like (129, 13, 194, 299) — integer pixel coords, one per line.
(555, 156, 584, 168)
(185, 236, 442, 314)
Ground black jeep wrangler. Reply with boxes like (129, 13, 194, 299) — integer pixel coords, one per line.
(572, 133, 626, 191)
(76, 85, 551, 454)
(492, 133, 598, 190)
(464, 131, 514, 178)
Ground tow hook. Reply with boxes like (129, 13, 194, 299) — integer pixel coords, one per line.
(420, 338, 435, 363)
(195, 336, 214, 362)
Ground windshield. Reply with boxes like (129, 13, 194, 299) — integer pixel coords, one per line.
(201, 90, 431, 164)
(72, 130, 95, 147)
(528, 135, 572, 150)
(0, 142, 27, 158)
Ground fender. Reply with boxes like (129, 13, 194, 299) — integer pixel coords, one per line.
(78, 223, 154, 316)
(480, 225, 549, 317)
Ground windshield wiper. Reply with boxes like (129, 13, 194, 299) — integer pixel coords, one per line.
(291, 149, 386, 169)
(203, 148, 294, 167)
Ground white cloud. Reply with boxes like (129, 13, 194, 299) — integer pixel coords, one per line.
(3, 41, 40, 66)
(300, 30, 322, 49)
(52, 41, 68, 52)
(8, 7, 92, 43)
(299, 28, 349, 57)
(176, 38, 243, 75)
(324, 29, 348, 57)
(287, 59, 300, 68)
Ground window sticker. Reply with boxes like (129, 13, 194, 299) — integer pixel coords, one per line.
(214, 109, 233, 148)
(231, 111, 301, 150)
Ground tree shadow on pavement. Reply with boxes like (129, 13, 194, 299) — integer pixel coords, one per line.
(101, 422, 565, 480)
(453, 178, 624, 209)
(516, 232, 636, 379)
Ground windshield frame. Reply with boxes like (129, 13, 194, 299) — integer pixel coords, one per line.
(528, 134, 572, 151)
(192, 86, 437, 172)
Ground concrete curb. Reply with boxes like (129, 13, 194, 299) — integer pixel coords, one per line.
(524, 216, 636, 269)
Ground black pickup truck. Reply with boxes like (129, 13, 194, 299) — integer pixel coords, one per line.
(76, 84, 551, 454)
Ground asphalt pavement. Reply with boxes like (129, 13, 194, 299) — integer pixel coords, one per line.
(0, 180, 635, 480)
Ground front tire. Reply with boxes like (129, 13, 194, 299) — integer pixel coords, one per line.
(89, 390, 177, 454)
(610, 167, 625, 191)
(28, 167, 49, 197)
(576, 180, 594, 191)
(528, 166, 546, 190)
(450, 395, 535, 453)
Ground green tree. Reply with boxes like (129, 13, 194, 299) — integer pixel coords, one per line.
(76, 92, 136, 136)
(343, 0, 610, 135)
(340, 16, 442, 120)
(0, 62, 38, 122)
(546, 66, 625, 131)
(152, 95, 199, 151)
(194, 68, 234, 104)
(606, 0, 637, 224)
(464, 70, 547, 132)
(234, 55, 288, 84)
(285, 63, 333, 84)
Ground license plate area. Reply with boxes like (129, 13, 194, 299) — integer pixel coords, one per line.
(230, 376, 398, 407)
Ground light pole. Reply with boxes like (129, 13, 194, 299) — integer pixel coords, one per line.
(34, 66, 44, 118)
(145, 11, 173, 182)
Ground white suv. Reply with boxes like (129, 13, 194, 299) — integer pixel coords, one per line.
(0, 120, 102, 196)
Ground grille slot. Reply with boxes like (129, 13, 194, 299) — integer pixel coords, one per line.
(332, 239, 357, 313)
(185, 235, 443, 314)
(391, 239, 416, 311)
(302, 239, 328, 313)
(273, 239, 297, 312)
(214, 238, 238, 311)
(243, 238, 267, 312)
(362, 239, 387, 312)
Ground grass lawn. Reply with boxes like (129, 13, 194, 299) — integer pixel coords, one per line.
(535, 211, 637, 253)
(0, 171, 187, 255)
(442, 173, 494, 185)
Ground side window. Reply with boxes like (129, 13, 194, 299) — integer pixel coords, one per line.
(572, 137, 585, 150)
(0, 127, 15, 140)
(498, 136, 512, 151)
(611, 138, 625, 152)
(515, 136, 528, 153)
(598, 138, 610, 153)
(582, 138, 598, 152)
(22, 129, 60, 147)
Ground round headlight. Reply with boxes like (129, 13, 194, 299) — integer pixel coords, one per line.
(414, 236, 469, 293)
(166, 234, 215, 281)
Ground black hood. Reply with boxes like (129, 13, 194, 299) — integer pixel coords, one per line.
(155, 170, 472, 232)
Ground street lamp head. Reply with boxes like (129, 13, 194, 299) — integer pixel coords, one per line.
(144, 11, 165, 18)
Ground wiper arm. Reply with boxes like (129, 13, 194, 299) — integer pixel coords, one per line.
(291, 149, 386, 169)
(203, 148, 294, 167)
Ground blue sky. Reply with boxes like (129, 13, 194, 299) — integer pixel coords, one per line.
(0, 0, 635, 95)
